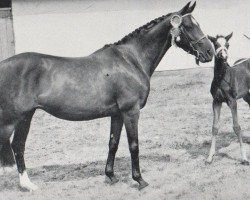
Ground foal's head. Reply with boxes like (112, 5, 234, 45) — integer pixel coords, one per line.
(208, 33, 233, 62)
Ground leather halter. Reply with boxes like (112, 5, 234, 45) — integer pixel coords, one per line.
(170, 13, 207, 57)
(215, 46, 228, 56)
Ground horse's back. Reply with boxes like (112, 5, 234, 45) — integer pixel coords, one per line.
(0, 49, 150, 121)
(233, 58, 250, 66)
(231, 58, 250, 97)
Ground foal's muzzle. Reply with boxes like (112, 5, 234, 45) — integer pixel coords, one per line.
(216, 47, 228, 61)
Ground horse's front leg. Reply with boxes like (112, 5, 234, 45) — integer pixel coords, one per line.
(122, 106, 148, 190)
(207, 100, 222, 163)
(228, 100, 249, 165)
(105, 114, 123, 184)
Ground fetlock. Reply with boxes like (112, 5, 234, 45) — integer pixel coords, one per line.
(212, 127, 219, 135)
(233, 126, 241, 134)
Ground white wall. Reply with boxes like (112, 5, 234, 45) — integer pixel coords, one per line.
(12, 0, 250, 70)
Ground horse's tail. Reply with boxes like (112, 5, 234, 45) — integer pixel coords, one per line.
(0, 140, 15, 167)
(244, 34, 250, 41)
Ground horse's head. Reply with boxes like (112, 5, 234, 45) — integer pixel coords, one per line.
(208, 33, 233, 62)
(170, 2, 213, 63)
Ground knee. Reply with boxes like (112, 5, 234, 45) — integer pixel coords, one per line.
(129, 142, 139, 154)
(109, 139, 118, 152)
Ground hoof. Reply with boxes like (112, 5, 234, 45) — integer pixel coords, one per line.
(205, 159, 213, 164)
(241, 160, 250, 166)
(20, 182, 38, 192)
(19, 171, 38, 192)
(106, 175, 119, 185)
(110, 176, 119, 185)
(138, 180, 149, 190)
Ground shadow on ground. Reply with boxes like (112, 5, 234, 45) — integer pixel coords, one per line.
(182, 131, 238, 160)
(0, 154, 170, 192)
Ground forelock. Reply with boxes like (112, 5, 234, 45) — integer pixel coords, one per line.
(216, 37, 227, 46)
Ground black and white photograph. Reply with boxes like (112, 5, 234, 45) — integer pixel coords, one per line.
(0, 0, 250, 199)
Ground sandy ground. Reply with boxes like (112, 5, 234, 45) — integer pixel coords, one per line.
(1, 67, 250, 200)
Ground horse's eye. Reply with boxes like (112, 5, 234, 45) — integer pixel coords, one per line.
(186, 26, 194, 31)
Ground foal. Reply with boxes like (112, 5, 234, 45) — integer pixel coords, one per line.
(207, 33, 250, 165)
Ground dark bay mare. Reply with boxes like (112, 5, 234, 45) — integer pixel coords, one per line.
(207, 33, 250, 165)
(0, 2, 213, 191)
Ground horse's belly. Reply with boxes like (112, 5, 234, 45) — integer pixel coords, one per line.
(37, 89, 119, 121)
(40, 102, 119, 121)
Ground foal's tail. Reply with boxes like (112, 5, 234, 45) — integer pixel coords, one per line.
(0, 140, 15, 167)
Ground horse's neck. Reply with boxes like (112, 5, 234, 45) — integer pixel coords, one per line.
(123, 21, 172, 77)
(213, 57, 228, 82)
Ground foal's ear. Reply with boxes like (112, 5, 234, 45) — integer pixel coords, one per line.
(225, 32, 233, 41)
(178, 1, 191, 15)
(208, 35, 216, 44)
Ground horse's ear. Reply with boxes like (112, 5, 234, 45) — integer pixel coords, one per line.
(225, 32, 233, 41)
(187, 1, 196, 13)
(178, 1, 191, 16)
(208, 35, 216, 44)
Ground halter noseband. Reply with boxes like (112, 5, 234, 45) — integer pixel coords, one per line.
(170, 13, 207, 58)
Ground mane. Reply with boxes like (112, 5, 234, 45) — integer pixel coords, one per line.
(104, 13, 172, 48)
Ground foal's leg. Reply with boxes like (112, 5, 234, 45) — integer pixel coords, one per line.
(122, 106, 148, 190)
(207, 100, 222, 163)
(105, 114, 123, 184)
(228, 100, 249, 165)
(11, 111, 38, 191)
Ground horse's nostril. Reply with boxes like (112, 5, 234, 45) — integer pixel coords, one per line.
(207, 49, 211, 56)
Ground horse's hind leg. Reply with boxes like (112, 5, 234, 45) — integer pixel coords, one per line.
(0, 140, 15, 174)
(11, 111, 38, 191)
(206, 100, 222, 163)
(0, 125, 15, 174)
(105, 114, 123, 184)
(228, 100, 249, 165)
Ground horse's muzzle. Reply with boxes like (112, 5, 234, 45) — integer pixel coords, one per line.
(198, 48, 213, 63)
